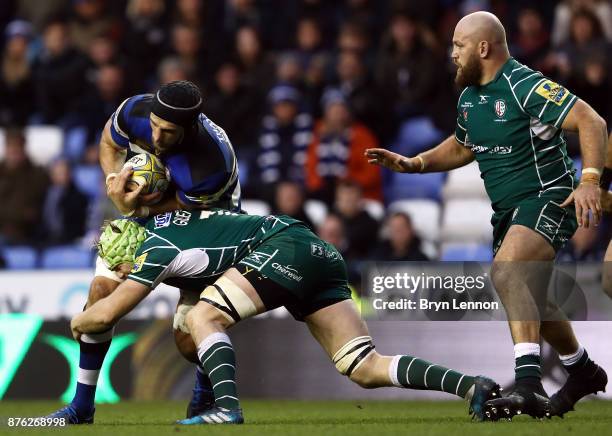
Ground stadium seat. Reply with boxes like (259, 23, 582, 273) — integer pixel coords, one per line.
(304, 200, 328, 227)
(26, 126, 64, 166)
(363, 199, 385, 221)
(440, 243, 493, 262)
(384, 171, 446, 203)
(1, 246, 38, 269)
(73, 165, 103, 199)
(442, 162, 488, 200)
(241, 199, 271, 216)
(440, 199, 493, 243)
(394, 116, 445, 156)
(388, 199, 441, 242)
(573, 157, 582, 178)
(40, 245, 94, 269)
(64, 126, 89, 162)
(0, 126, 63, 167)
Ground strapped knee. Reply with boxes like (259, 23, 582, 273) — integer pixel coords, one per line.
(173, 303, 194, 334)
(332, 336, 375, 376)
(199, 276, 257, 324)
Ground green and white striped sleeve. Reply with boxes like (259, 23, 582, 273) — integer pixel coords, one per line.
(127, 238, 178, 287)
(516, 74, 577, 128)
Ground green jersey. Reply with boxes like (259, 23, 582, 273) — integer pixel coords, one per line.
(455, 58, 578, 213)
(127, 210, 304, 289)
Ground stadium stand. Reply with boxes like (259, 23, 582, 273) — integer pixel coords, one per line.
(441, 199, 494, 243)
(1, 246, 38, 269)
(40, 246, 94, 269)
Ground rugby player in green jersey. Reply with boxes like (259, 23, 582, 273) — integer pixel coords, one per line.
(70, 208, 503, 425)
(367, 11, 607, 420)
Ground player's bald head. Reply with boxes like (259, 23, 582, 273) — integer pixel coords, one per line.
(454, 11, 508, 53)
(451, 11, 510, 87)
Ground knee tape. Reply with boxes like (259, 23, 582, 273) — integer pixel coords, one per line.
(199, 276, 257, 323)
(332, 336, 375, 376)
(173, 303, 194, 334)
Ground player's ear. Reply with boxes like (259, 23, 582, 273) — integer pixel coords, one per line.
(479, 40, 489, 58)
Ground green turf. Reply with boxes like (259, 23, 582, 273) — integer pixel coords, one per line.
(0, 400, 610, 435)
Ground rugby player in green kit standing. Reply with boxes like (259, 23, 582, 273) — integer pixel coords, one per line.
(367, 11, 608, 420)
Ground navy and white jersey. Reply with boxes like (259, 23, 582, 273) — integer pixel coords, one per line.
(110, 94, 241, 211)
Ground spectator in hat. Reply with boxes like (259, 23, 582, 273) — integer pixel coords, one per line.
(306, 87, 382, 205)
(255, 84, 313, 200)
(0, 20, 35, 126)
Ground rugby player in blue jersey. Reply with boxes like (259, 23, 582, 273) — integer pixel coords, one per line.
(45, 81, 241, 423)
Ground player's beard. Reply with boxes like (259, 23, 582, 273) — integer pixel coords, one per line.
(455, 52, 483, 88)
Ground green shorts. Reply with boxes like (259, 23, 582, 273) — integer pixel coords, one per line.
(237, 225, 352, 321)
(492, 191, 578, 255)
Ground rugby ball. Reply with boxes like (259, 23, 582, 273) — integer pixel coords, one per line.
(122, 153, 169, 195)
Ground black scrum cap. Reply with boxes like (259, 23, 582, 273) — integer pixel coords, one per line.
(151, 80, 203, 128)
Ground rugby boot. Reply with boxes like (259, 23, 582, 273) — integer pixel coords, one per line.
(550, 363, 607, 417)
(469, 375, 502, 421)
(177, 406, 244, 425)
(42, 404, 94, 424)
(484, 381, 551, 420)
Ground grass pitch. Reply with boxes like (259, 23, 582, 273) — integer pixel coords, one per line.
(1, 400, 610, 435)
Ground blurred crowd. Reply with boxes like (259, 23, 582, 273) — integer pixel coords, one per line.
(1, 0, 611, 267)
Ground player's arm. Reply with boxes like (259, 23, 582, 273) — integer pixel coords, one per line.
(559, 99, 607, 227)
(99, 118, 128, 177)
(366, 135, 475, 173)
(71, 279, 151, 340)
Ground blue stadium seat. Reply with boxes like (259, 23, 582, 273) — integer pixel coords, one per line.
(441, 243, 493, 262)
(2, 246, 38, 269)
(384, 171, 445, 203)
(40, 245, 94, 269)
(573, 157, 582, 178)
(394, 116, 445, 156)
(73, 165, 103, 199)
(64, 126, 88, 162)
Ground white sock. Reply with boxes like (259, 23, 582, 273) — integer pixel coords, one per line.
(196, 332, 232, 362)
(559, 344, 585, 366)
(514, 342, 540, 358)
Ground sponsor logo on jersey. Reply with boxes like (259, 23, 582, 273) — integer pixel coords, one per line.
(271, 263, 303, 282)
(470, 144, 512, 155)
(311, 243, 325, 258)
(173, 210, 191, 226)
(241, 250, 277, 270)
(131, 253, 148, 273)
(478, 95, 490, 104)
(535, 80, 569, 106)
(463, 109, 468, 121)
(311, 243, 342, 260)
(154, 212, 172, 229)
(494, 99, 506, 118)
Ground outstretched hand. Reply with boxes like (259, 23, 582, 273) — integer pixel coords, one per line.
(365, 148, 419, 173)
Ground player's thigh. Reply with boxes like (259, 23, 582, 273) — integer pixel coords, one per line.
(173, 289, 200, 363)
(188, 268, 267, 329)
(495, 224, 556, 261)
(304, 299, 370, 359)
(87, 276, 121, 307)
